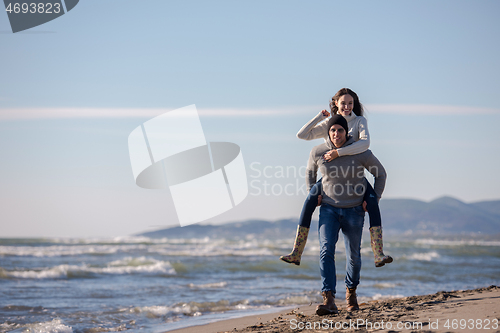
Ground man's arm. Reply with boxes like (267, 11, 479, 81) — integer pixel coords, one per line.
(306, 148, 319, 192)
(362, 152, 387, 199)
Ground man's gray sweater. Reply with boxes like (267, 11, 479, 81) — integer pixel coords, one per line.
(306, 136, 387, 208)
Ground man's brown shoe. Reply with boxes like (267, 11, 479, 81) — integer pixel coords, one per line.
(346, 287, 359, 311)
(316, 291, 339, 315)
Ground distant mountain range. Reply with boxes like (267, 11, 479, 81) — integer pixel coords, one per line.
(137, 197, 500, 239)
(379, 196, 500, 234)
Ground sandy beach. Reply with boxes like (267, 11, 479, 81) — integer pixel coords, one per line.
(168, 285, 500, 333)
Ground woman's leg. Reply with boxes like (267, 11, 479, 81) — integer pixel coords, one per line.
(280, 179, 322, 265)
(363, 181, 381, 227)
(363, 181, 393, 267)
(299, 179, 322, 228)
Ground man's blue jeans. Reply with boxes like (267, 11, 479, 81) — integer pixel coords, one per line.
(318, 203, 365, 295)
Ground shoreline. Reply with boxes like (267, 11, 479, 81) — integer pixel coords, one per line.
(166, 285, 500, 333)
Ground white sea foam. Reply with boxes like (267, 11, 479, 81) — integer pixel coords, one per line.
(150, 239, 276, 257)
(170, 304, 200, 315)
(34, 236, 185, 245)
(0, 322, 19, 332)
(129, 305, 172, 317)
(371, 293, 405, 301)
(93, 259, 175, 275)
(6, 265, 77, 279)
(415, 239, 500, 247)
(7, 319, 73, 333)
(405, 251, 441, 261)
(372, 282, 398, 289)
(234, 303, 261, 310)
(128, 303, 205, 318)
(277, 295, 314, 306)
(188, 281, 228, 289)
(3, 257, 176, 279)
(0, 244, 148, 257)
(1, 238, 280, 257)
(361, 247, 373, 254)
(130, 299, 262, 316)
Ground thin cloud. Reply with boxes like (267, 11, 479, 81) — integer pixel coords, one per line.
(1, 104, 498, 120)
(0, 106, 312, 120)
(365, 104, 500, 115)
(198, 107, 298, 116)
(0, 108, 172, 120)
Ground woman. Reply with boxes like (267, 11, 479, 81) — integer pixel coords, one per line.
(280, 88, 393, 267)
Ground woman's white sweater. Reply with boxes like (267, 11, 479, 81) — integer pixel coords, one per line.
(296, 111, 370, 157)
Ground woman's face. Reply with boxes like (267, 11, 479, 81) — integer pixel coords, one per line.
(335, 94, 354, 116)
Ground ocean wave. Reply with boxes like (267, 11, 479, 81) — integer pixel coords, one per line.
(361, 247, 373, 254)
(188, 281, 228, 289)
(276, 295, 315, 306)
(0, 244, 148, 257)
(372, 282, 398, 289)
(1, 257, 176, 279)
(280, 274, 317, 280)
(415, 239, 500, 247)
(150, 239, 277, 257)
(128, 305, 175, 318)
(125, 299, 260, 318)
(0, 239, 279, 257)
(127, 303, 204, 318)
(0, 237, 338, 258)
(0, 236, 195, 246)
(4, 319, 73, 333)
(172, 299, 271, 315)
(0, 236, 243, 246)
(404, 251, 441, 261)
(1, 305, 47, 313)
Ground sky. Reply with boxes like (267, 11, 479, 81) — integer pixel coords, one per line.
(1, 0, 499, 238)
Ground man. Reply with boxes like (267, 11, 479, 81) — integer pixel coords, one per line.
(306, 115, 387, 315)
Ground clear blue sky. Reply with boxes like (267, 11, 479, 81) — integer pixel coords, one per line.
(1, 1, 499, 237)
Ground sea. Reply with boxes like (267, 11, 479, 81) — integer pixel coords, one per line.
(1, 231, 500, 333)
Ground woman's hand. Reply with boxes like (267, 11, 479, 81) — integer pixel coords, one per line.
(321, 109, 330, 117)
(323, 149, 339, 162)
(317, 195, 322, 206)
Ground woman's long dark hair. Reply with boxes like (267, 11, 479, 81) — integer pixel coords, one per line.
(329, 88, 364, 117)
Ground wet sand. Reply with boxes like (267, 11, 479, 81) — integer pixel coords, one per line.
(168, 285, 500, 333)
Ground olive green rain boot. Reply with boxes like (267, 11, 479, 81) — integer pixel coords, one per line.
(280, 226, 309, 266)
(370, 226, 393, 267)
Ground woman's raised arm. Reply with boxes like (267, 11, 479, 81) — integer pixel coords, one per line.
(296, 110, 330, 141)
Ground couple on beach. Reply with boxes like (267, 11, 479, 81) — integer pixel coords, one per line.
(280, 88, 392, 315)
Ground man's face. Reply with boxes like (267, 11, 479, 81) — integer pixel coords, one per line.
(329, 124, 347, 148)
